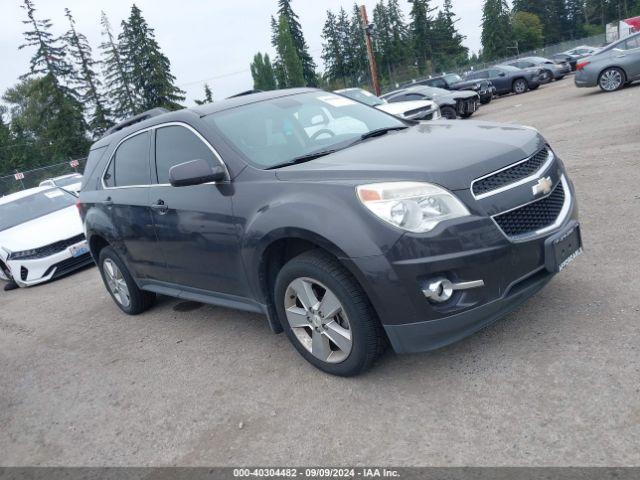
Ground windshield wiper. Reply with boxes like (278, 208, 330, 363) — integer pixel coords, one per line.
(265, 149, 338, 170)
(357, 126, 409, 142)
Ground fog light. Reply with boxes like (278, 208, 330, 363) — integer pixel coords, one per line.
(423, 277, 485, 303)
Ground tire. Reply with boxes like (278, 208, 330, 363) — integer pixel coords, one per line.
(274, 250, 386, 376)
(512, 78, 528, 94)
(598, 67, 626, 92)
(440, 106, 457, 120)
(98, 246, 155, 315)
(540, 70, 553, 84)
(530, 85, 540, 91)
(480, 94, 492, 105)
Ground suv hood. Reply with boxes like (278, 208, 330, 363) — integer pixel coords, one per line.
(0, 205, 83, 253)
(275, 121, 544, 191)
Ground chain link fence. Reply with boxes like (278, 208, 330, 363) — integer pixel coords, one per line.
(0, 158, 87, 198)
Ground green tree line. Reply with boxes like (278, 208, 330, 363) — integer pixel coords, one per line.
(0, 0, 185, 178)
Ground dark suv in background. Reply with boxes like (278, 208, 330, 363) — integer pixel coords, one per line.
(416, 73, 495, 104)
(466, 65, 542, 95)
(79, 89, 582, 376)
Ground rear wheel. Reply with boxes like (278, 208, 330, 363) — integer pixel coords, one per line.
(599, 67, 625, 92)
(440, 106, 457, 120)
(512, 78, 528, 94)
(274, 250, 385, 376)
(98, 246, 155, 315)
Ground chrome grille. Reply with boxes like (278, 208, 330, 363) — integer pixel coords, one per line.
(473, 148, 550, 197)
(493, 181, 565, 238)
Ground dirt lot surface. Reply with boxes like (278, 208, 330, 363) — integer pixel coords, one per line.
(1, 79, 639, 467)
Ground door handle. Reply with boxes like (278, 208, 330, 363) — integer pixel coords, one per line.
(151, 199, 169, 215)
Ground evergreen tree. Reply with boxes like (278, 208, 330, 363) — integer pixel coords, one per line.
(386, 0, 409, 74)
(64, 8, 112, 136)
(431, 0, 468, 72)
(275, 15, 305, 88)
(481, 0, 513, 61)
(194, 84, 213, 105)
(119, 4, 185, 112)
(566, 0, 586, 38)
(99, 11, 136, 120)
(347, 4, 369, 85)
(322, 10, 349, 87)
(250, 53, 278, 90)
(409, 0, 436, 74)
(276, 0, 317, 86)
(373, 2, 393, 81)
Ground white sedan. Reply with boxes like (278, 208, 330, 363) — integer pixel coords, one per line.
(335, 87, 441, 121)
(0, 187, 93, 289)
(39, 173, 83, 194)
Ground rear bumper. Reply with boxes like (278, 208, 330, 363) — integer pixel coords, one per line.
(574, 71, 596, 88)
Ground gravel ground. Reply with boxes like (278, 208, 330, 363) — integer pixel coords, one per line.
(1, 79, 639, 467)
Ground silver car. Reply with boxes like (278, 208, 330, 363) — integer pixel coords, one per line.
(503, 56, 571, 83)
(575, 32, 640, 92)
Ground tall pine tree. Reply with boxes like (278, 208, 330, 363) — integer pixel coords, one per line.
(431, 0, 468, 72)
(99, 11, 136, 120)
(322, 10, 350, 87)
(274, 15, 305, 88)
(64, 8, 112, 136)
(275, 0, 317, 86)
(119, 4, 185, 113)
(481, 0, 513, 61)
(250, 52, 278, 90)
(409, 0, 436, 74)
(194, 84, 213, 105)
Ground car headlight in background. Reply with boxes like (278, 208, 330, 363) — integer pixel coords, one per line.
(356, 182, 470, 233)
(8, 248, 39, 260)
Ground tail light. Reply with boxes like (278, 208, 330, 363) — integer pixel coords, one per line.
(76, 200, 82, 213)
(576, 61, 590, 71)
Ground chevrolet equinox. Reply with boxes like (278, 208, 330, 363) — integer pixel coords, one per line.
(79, 89, 582, 376)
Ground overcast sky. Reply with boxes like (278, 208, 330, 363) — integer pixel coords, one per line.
(1, 0, 484, 105)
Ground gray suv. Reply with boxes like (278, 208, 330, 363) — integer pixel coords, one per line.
(79, 89, 582, 376)
(575, 32, 640, 92)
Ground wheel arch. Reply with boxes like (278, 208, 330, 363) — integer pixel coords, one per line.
(598, 65, 628, 82)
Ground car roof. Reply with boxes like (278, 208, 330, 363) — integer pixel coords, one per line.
(0, 186, 53, 205)
(91, 88, 319, 150)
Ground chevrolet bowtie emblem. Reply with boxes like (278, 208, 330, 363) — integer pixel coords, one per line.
(532, 176, 553, 196)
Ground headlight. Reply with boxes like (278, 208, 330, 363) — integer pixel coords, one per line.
(9, 249, 39, 260)
(356, 182, 470, 233)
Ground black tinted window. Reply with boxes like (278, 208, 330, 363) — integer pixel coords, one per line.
(109, 132, 151, 187)
(155, 126, 217, 184)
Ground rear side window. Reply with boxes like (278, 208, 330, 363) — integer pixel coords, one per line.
(622, 36, 640, 50)
(155, 126, 218, 184)
(104, 132, 151, 188)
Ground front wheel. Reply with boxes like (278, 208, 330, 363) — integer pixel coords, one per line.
(98, 246, 156, 315)
(480, 94, 492, 104)
(274, 250, 386, 376)
(539, 70, 553, 84)
(599, 67, 626, 92)
(440, 106, 457, 120)
(513, 78, 528, 94)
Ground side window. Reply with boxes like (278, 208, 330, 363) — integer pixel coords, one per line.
(404, 93, 427, 101)
(103, 134, 150, 188)
(623, 36, 640, 50)
(430, 78, 447, 88)
(155, 125, 218, 184)
(108, 132, 151, 187)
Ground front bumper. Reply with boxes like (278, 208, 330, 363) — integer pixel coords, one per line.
(346, 171, 579, 354)
(6, 242, 94, 287)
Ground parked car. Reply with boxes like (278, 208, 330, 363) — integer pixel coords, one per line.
(553, 46, 601, 71)
(381, 85, 479, 119)
(465, 65, 542, 95)
(414, 73, 495, 104)
(39, 173, 83, 194)
(0, 186, 93, 288)
(502, 56, 571, 83)
(575, 32, 640, 92)
(334, 88, 441, 121)
(79, 89, 581, 376)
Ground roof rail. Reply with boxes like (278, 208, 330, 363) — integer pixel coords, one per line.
(103, 107, 169, 137)
(226, 89, 263, 99)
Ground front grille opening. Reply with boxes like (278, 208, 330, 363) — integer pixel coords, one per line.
(13, 234, 86, 260)
(20, 266, 28, 281)
(473, 148, 549, 196)
(494, 182, 565, 238)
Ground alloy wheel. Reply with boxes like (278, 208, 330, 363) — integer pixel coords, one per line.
(103, 258, 131, 308)
(600, 69, 623, 91)
(514, 80, 527, 94)
(284, 277, 352, 364)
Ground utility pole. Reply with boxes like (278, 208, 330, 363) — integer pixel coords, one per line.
(359, 5, 381, 96)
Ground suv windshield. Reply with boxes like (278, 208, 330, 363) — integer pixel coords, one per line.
(337, 89, 384, 107)
(0, 189, 76, 231)
(204, 91, 405, 168)
(443, 74, 462, 83)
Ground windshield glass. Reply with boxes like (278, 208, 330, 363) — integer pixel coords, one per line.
(419, 86, 449, 96)
(443, 74, 462, 83)
(204, 91, 405, 168)
(54, 175, 82, 187)
(337, 89, 384, 107)
(500, 65, 521, 72)
(0, 189, 76, 231)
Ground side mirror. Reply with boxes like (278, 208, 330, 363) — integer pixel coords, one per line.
(169, 159, 226, 187)
(498, 72, 506, 77)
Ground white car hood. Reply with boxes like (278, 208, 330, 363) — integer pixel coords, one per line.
(0, 205, 84, 252)
(377, 100, 437, 115)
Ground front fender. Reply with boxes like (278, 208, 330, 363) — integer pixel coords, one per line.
(83, 206, 120, 259)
